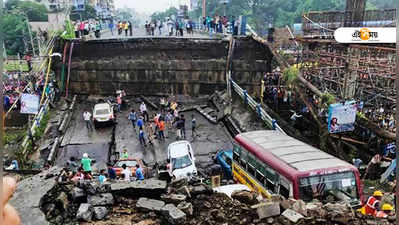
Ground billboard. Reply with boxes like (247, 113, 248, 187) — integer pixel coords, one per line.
(73, 0, 85, 11)
(20, 94, 40, 114)
(327, 101, 358, 133)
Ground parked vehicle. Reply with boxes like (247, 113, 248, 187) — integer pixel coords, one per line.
(112, 158, 150, 179)
(93, 103, 115, 128)
(167, 141, 197, 179)
(216, 149, 233, 179)
(233, 130, 363, 207)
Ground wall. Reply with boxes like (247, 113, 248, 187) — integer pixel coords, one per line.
(56, 37, 273, 96)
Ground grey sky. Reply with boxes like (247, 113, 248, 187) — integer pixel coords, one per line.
(114, 0, 189, 14)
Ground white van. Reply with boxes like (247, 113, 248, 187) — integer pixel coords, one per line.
(167, 141, 197, 179)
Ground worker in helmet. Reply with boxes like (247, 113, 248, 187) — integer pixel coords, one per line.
(362, 191, 383, 216)
(376, 204, 394, 218)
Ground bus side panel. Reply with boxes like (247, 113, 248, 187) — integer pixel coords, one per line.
(232, 162, 271, 198)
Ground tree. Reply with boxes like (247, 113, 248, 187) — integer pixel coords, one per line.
(151, 7, 179, 21)
(1, 13, 31, 55)
(70, 4, 97, 21)
(6, 0, 48, 22)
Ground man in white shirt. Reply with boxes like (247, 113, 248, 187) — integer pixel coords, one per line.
(140, 102, 148, 122)
(121, 164, 131, 181)
(83, 110, 93, 131)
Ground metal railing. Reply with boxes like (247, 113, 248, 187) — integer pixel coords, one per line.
(230, 79, 286, 134)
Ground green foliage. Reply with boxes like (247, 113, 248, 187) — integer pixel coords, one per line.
(4, 130, 26, 145)
(61, 20, 76, 39)
(1, 13, 30, 55)
(4, 60, 29, 71)
(5, 0, 48, 21)
(282, 66, 298, 86)
(172, 0, 394, 31)
(34, 111, 50, 140)
(151, 7, 179, 21)
(70, 4, 97, 21)
(321, 92, 336, 106)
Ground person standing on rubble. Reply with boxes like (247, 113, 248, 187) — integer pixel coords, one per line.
(81, 153, 93, 175)
(128, 109, 137, 130)
(135, 164, 145, 180)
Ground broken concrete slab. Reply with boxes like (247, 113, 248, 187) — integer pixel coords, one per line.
(136, 198, 166, 212)
(282, 209, 304, 223)
(177, 202, 193, 216)
(161, 204, 186, 224)
(76, 203, 93, 222)
(87, 193, 114, 206)
(251, 202, 280, 219)
(161, 194, 187, 204)
(72, 187, 86, 202)
(93, 206, 109, 220)
(110, 179, 167, 197)
(9, 167, 62, 225)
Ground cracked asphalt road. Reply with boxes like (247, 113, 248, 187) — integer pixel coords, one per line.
(57, 97, 233, 170)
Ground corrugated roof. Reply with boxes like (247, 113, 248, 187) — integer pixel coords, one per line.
(239, 130, 350, 172)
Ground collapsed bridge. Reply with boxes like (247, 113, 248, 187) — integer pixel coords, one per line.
(55, 37, 274, 96)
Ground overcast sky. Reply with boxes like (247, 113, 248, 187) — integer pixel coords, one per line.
(114, 0, 190, 14)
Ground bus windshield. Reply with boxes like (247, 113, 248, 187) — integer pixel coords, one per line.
(299, 171, 358, 203)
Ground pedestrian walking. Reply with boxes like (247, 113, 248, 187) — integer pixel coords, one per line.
(140, 102, 149, 122)
(107, 163, 116, 180)
(159, 119, 165, 141)
(146, 122, 154, 145)
(165, 111, 173, 137)
(180, 114, 186, 139)
(81, 153, 92, 175)
(109, 21, 114, 36)
(117, 95, 122, 112)
(158, 20, 163, 35)
(137, 116, 144, 130)
(128, 109, 137, 129)
(191, 114, 197, 138)
(139, 128, 147, 147)
(174, 116, 182, 140)
(128, 21, 133, 36)
(124, 21, 129, 36)
(83, 110, 93, 131)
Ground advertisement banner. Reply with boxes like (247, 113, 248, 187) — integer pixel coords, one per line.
(334, 27, 396, 43)
(327, 101, 357, 134)
(73, 0, 85, 11)
(20, 94, 40, 114)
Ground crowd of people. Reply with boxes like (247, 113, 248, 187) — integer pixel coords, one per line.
(128, 98, 198, 147)
(201, 15, 242, 36)
(59, 152, 145, 184)
(74, 19, 103, 38)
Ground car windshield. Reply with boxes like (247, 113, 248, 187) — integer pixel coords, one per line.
(172, 155, 192, 170)
(115, 160, 137, 168)
(96, 109, 109, 115)
(299, 171, 358, 203)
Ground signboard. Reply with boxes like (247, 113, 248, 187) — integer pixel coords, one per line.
(20, 94, 40, 114)
(327, 101, 357, 133)
(73, 0, 85, 11)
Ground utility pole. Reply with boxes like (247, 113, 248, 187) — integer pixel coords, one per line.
(25, 14, 36, 57)
(202, 0, 206, 18)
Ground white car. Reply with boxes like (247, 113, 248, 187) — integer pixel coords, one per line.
(167, 141, 197, 179)
(93, 103, 115, 128)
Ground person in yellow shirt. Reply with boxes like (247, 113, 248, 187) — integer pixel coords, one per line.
(123, 21, 129, 36)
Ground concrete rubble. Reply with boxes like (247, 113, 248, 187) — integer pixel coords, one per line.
(8, 168, 395, 225)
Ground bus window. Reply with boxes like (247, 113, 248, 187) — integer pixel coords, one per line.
(256, 169, 265, 184)
(299, 172, 358, 203)
(247, 163, 256, 177)
(279, 176, 291, 199)
(265, 167, 277, 193)
(239, 150, 248, 169)
(233, 144, 241, 162)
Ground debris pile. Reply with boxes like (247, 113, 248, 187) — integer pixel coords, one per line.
(39, 175, 397, 225)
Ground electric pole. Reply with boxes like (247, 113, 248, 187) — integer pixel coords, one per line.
(202, 0, 206, 18)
